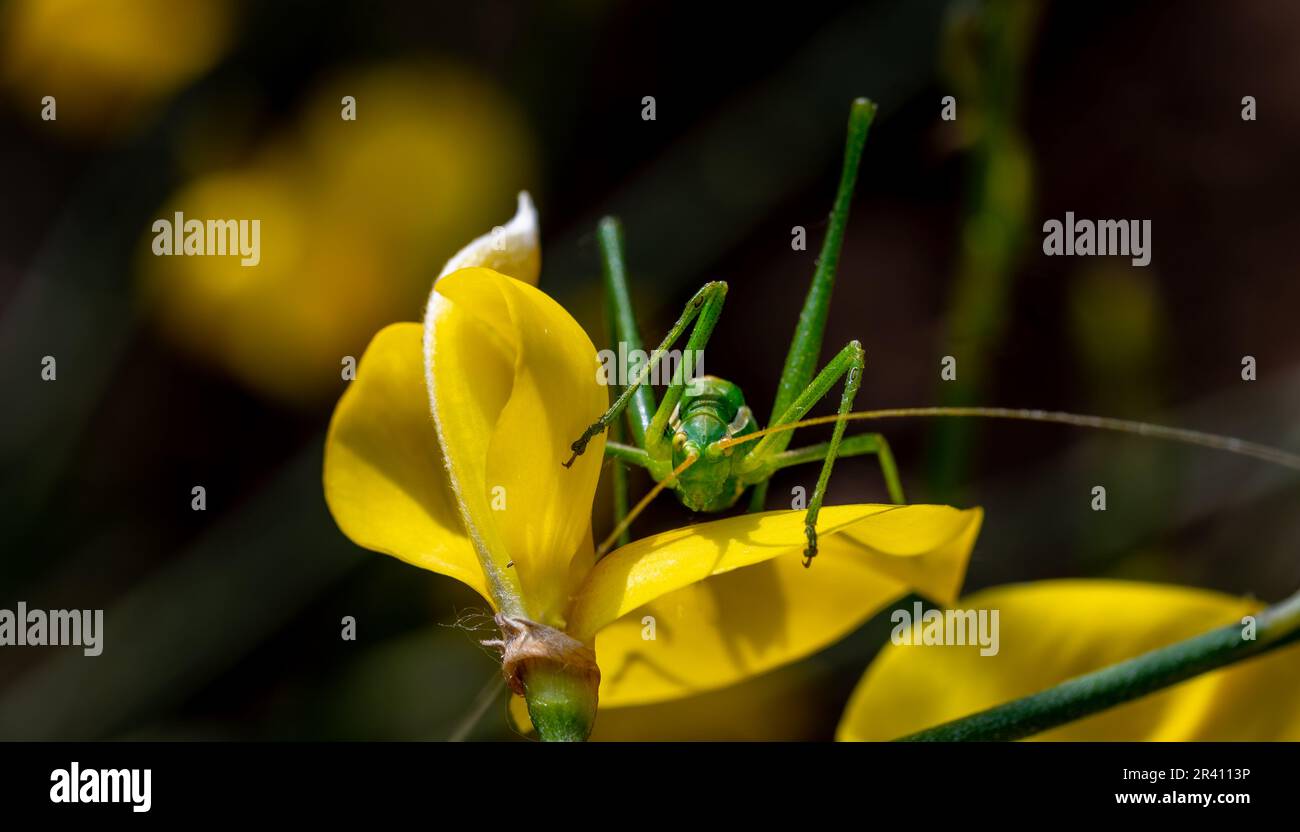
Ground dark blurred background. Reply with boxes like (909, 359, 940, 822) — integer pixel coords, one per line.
(2, 0, 1299, 740)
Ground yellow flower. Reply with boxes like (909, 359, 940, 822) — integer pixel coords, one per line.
(140, 62, 534, 405)
(324, 200, 983, 738)
(2, 0, 232, 136)
(837, 580, 1300, 741)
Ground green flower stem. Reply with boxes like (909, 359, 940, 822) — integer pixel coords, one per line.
(523, 664, 599, 742)
(897, 589, 1300, 742)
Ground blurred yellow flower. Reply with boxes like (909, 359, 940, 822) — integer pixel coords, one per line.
(1, 0, 232, 135)
(323, 201, 983, 738)
(140, 63, 535, 404)
(837, 580, 1300, 741)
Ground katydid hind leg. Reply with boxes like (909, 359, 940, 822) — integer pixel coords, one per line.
(800, 343, 866, 566)
(741, 340, 867, 566)
(751, 98, 877, 512)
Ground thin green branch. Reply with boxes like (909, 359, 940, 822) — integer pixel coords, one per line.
(897, 589, 1300, 742)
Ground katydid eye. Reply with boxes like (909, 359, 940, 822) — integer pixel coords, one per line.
(672, 432, 687, 452)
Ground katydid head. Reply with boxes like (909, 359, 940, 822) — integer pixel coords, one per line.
(669, 376, 756, 512)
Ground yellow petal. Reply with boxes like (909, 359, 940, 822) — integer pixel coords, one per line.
(323, 322, 488, 601)
(837, 580, 1300, 741)
(438, 192, 540, 285)
(426, 268, 606, 623)
(570, 504, 982, 707)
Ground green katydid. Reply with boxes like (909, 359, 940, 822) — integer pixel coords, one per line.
(563, 98, 1300, 567)
(563, 98, 889, 567)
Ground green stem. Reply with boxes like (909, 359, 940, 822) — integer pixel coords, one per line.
(597, 216, 655, 451)
(523, 664, 599, 742)
(898, 590, 1300, 742)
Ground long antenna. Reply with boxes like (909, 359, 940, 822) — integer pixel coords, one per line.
(596, 452, 701, 558)
(720, 407, 1300, 471)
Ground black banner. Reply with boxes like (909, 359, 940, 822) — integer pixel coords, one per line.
(0, 741, 1284, 819)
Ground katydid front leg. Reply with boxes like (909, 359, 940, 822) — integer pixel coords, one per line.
(743, 340, 867, 566)
(564, 280, 728, 473)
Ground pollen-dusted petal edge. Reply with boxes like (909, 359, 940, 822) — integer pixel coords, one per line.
(837, 579, 1300, 741)
(438, 191, 540, 285)
(571, 503, 983, 708)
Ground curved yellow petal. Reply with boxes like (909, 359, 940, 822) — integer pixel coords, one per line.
(438, 192, 540, 285)
(837, 580, 1300, 741)
(570, 504, 982, 707)
(426, 268, 606, 624)
(323, 322, 487, 601)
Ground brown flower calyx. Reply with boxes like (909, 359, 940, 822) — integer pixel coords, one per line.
(487, 613, 600, 698)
